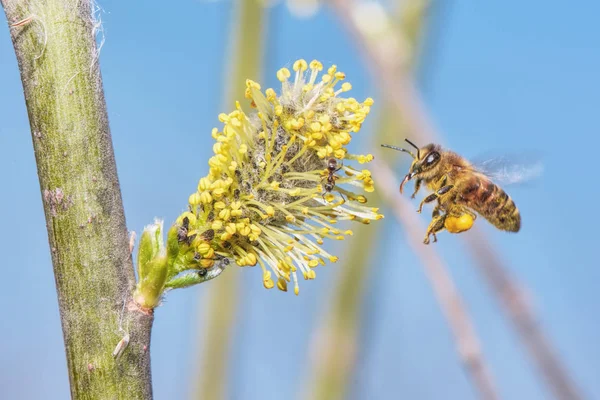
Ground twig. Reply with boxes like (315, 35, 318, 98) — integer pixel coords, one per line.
(330, 1, 583, 399)
(2, 0, 153, 397)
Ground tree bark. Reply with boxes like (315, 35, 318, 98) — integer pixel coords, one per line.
(2, 1, 153, 398)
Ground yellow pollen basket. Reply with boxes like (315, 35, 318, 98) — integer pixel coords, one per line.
(445, 213, 475, 233)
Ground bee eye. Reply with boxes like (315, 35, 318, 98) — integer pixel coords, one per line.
(424, 152, 440, 166)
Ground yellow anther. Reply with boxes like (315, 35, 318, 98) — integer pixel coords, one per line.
(220, 232, 232, 241)
(199, 191, 213, 204)
(263, 271, 274, 289)
(188, 192, 202, 206)
(197, 242, 211, 255)
(250, 224, 262, 235)
(246, 252, 258, 266)
(198, 177, 212, 191)
(309, 60, 323, 71)
(212, 187, 225, 199)
(277, 278, 288, 292)
(276, 68, 291, 82)
(225, 223, 236, 235)
(310, 122, 321, 132)
(266, 88, 277, 100)
(218, 208, 231, 221)
(246, 79, 261, 90)
(293, 59, 308, 71)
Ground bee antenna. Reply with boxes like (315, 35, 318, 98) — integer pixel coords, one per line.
(404, 138, 421, 159)
(381, 144, 415, 159)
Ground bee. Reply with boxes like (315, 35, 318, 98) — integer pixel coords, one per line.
(382, 139, 530, 244)
(321, 158, 346, 202)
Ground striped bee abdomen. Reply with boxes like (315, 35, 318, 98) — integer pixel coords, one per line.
(458, 175, 521, 232)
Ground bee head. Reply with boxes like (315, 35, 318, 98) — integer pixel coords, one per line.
(381, 140, 442, 193)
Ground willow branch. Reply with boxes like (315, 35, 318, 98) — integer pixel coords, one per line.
(2, 1, 153, 398)
(330, 1, 582, 399)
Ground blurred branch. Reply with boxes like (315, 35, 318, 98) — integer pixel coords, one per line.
(191, 1, 266, 399)
(302, 223, 383, 400)
(1, 0, 153, 398)
(330, 1, 583, 399)
(305, 2, 497, 399)
(372, 158, 499, 400)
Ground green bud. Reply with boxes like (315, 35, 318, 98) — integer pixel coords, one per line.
(133, 219, 168, 309)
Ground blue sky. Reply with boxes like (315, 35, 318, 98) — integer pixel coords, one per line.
(1, 1, 599, 399)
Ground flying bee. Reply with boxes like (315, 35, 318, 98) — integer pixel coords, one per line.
(321, 158, 346, 202)
(381, 139, 538, 244)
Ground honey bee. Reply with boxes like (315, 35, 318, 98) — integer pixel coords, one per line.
(382, 139, 534, 244)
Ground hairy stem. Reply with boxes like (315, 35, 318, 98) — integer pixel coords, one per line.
(2, 1, 153, 398)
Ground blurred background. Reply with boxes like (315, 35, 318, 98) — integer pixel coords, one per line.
(1, 0, 599, 399)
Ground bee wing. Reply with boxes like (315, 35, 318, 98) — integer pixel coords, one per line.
(470, 154, 543, 186)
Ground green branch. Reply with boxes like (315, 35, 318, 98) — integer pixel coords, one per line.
(2, 0, 153, 398)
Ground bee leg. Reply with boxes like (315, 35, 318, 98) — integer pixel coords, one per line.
(436, 174, 449, 188)
(417, 193, 438, 213)
(423, 210, 446, 245)
(417, 185, 454, 213)
(410, 178, 423, 199)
